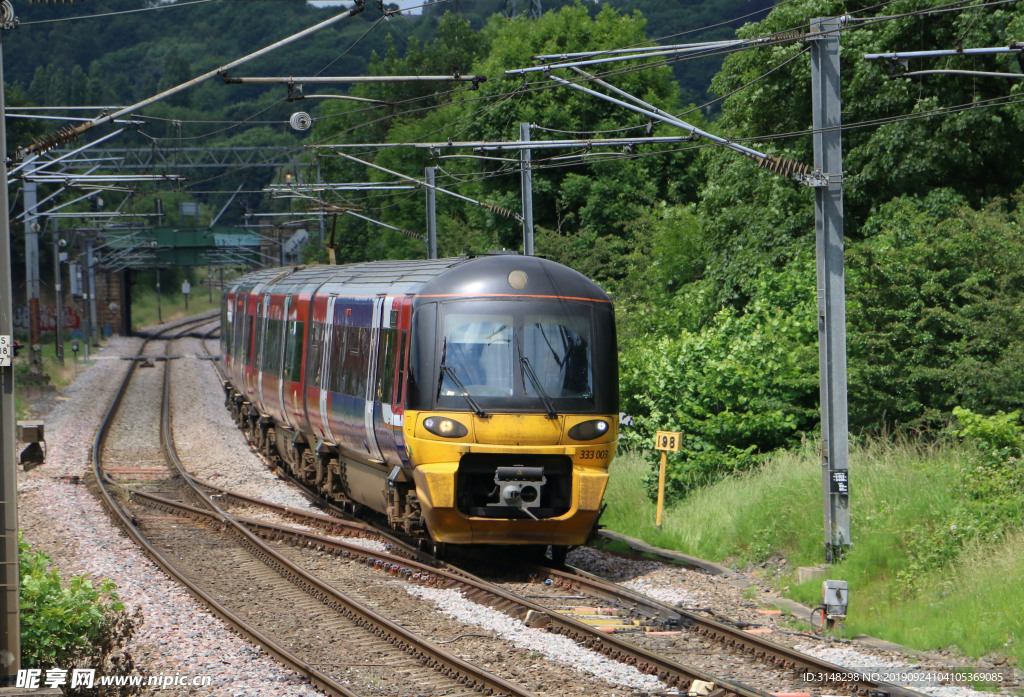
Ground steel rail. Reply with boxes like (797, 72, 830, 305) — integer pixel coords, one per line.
(125, 487, 770, 697)
(90, 317, 363, 697)
(156, 330, 536, 697)
(530, 563, 927, 697)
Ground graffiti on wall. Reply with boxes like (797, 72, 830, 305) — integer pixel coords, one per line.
(14, 305, 83, 332)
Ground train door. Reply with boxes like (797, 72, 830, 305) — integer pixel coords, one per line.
(373, 295, 411, 465)
(277, 296, 291, 427)
(285, 296, 308, 432)
(244, 293, 260, 396)
(317, 296, 338, 444)
(363, 295, 387, 463)
(256, 294, 270, 412)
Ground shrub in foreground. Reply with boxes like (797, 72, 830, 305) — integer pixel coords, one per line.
(20, 534, 142, 696)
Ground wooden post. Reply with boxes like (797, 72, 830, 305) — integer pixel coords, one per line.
(656, 449, 667, 529)
(653, 431, 681, 531)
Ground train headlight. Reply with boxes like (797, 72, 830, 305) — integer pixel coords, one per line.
(423, 416, 468, 438)
(567, 419, 610, 441)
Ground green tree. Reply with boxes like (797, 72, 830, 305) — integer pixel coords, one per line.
(847, 192, 1024, 429)
(619, 258, 820, 501)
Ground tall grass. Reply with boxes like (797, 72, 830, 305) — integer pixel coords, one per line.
(602, 438, 1022, 664)
(131, 285, 221, 331)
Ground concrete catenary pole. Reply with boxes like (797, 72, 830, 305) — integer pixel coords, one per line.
(0, 7, 23, 678)
(425, 166, 437, 259)
(519, 123, 535, 256)
(23, 161, 41, 374)
(86, 238, 99, 346)
(810, 16, 851, 563)
(52, 229, 64, 366)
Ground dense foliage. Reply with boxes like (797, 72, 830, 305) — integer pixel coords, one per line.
(19, 536, 142, 695)
(7, 0, 1024, 505)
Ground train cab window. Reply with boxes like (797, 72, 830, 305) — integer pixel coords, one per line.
(432, 299, 608, 414)
(521, 318, 593, 399)
(439, 316, 513, 398)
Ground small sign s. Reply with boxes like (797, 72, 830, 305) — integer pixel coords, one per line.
(0, 336, 11, 368)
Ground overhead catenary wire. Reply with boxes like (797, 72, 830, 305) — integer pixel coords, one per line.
(35, 0, 1018, 232)
(331, 151, 524, 222)
(20, 1, 367, 157)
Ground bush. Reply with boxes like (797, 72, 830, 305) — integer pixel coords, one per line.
(618, 259, 819, 502)
(848, 193, 1024, 430)
(895, 408, 1024, 596)
(20, 535, 142, 696)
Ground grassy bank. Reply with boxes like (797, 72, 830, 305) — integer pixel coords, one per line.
(602, 440, 1022, 665)
(13, 340, 86, 419)
(131, 285, 222, 331)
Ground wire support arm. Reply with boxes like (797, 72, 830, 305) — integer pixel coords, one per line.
(223, 74, 486, 85)
(547, 74, 815, 183)
(331, 151, 523, 222)
(19, 1, 366, 158)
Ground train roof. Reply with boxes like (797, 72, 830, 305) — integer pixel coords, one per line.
(227, 255, 610, 303)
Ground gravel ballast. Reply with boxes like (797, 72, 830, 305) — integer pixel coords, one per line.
(17, 334, 325, 697)
(15, 326, 1019, 697)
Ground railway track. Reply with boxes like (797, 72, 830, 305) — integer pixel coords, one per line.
(192, 327, 930, 697)
(91, 318, 537, 697)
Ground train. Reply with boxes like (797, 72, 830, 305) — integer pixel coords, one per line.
(220, 253, 618, 559)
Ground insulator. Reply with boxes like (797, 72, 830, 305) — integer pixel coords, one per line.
(767, 29, 807, 43)
(289, 112, 313, 131)
(756, 154, 811, 178)
(29, 123, 80, 155)
(482, 202, 518, 220)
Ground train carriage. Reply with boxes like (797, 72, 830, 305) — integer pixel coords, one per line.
(222, 254, 618, 555)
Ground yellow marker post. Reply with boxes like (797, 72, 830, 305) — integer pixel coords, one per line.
(654, 431, 681, 530)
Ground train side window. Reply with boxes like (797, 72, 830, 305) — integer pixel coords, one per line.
(343, 326, 369, 397)
(328, 323, 347, 394)
(377, 328, 396, 403)
(265, 318, 284, 378)
(233, 300, 245, 360)
(247, 312, 257, 366)
(395, 330, 408, 406)
(221, 303, 231, 355)
(283, 320, 304, 383)
(241, 312, 252, 365)
(307, 322, 323, 386)
(255, 312, 267, 373)
(341, 326, 358, 396)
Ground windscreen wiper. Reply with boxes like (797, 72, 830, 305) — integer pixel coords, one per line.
(520, 356, 557, 419)
(439, 361, 488, 418)
(440, 337, 487, 415)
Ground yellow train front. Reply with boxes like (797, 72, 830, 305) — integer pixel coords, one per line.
(222, 254, 618, 557)
(403, 255, 618, 552)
